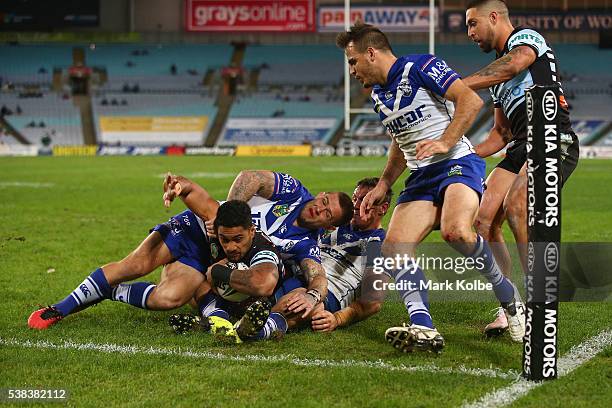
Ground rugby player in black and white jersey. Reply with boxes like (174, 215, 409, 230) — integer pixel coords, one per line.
(463, 0, 579, 336)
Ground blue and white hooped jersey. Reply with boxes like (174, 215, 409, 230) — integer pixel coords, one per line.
(319, 224, 385, 309)
(248, 172, 321, 264)
(371, 54, 474, 170)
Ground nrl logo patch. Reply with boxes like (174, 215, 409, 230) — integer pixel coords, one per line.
(398, 80, 412, 97)
(272, 204, 290, 217)
(448, 165, 463, 177)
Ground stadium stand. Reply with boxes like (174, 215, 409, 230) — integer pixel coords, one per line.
(243, 45, 343, 86)
(92, 93, 218, 145)
(0, 93, 82, 145)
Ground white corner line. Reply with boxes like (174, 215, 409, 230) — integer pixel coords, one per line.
(461, 328, 612, 408)
(0, 337, 519, 380)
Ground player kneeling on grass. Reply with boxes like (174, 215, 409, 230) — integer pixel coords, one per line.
(169, 200, 287, 343)
(243, 178, 392, 339)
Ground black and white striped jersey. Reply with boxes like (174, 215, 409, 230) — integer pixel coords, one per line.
(490, 27, 573, 140)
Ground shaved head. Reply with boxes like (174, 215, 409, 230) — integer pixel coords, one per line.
(466, 0, 509, 19)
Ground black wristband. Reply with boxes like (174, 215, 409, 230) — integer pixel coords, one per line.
(211, 264, 233, 285)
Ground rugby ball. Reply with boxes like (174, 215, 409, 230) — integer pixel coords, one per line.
(214, 262, 251, 302)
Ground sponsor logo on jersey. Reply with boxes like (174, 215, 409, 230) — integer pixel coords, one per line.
(282, 241, 296, 252)
(308, 246, 321, 259)
(448, 164, 463, 177)
(397, 79, 412, 97)
(509, 32, 544, 49)
(272, 204, 290, 217)
(384, 104, 429, 136)
(425, 59, 454, 85)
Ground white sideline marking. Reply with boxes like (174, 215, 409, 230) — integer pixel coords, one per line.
(0, 337, 518, 380)
(156, 172, 234, 179)
(462, 328, 612, 408)
(0, 181, 54, 188)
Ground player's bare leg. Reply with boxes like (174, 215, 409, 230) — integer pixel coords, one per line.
(146, 261, 204, 310)
(504, 164, 529, 273)
(28, 232, 174, 329)
(441, 183, 525, 342)
(383, 201, 446, 353)
(476, 167, 517, 277)
(476, 168, 519, 335)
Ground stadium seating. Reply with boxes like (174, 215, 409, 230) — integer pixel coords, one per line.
(0, 44, 72, 85)
(92, 93, 218, 145)
(243, 45, 343, 86)
(0, 93, 82, 145)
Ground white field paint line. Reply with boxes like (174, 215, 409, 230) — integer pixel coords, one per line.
(0, 181, 54, 188)
(156, 172, 235, 179)
(0, 337, 519, 380)
(462, 328, 612, 408)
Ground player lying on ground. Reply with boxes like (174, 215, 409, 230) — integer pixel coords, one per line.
(167, 199, 287, 342)
(463, 0, 579, 335)
(337, 22, 525, 353)
(28, 181, 272, 329)
(169, 177, 391, 342)
(161, 171, 353, 340)
(269, 177, 391, 336)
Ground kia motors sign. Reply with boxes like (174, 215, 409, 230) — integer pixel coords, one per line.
(186, 0, 315, 32)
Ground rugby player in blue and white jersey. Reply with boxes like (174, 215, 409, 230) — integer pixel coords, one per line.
(464, 0, 579, 336)
(28, 184, 280, 331)
(336, 23, 526, 353)
(161, 171, 353, 339)
(251, 177, 391, 339)
(225, 170, 354, 318)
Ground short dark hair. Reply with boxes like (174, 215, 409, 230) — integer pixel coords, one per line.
(466, 0, 508, 12)
(335, 192, 355, 227)
(356, 177, 393, 205)
(214, 200, 253, 231)
(336, 22, 392, 53)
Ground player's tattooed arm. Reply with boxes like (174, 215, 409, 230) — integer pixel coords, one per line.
(163, 173, 219, 220)
(301, 258, 328, 299)
(285, 258, 328, 318)
(229, 262, 279, 297)
(227, 170, 275, 201)
(463, 45, 537, 90)
(475, 107, 513, 158)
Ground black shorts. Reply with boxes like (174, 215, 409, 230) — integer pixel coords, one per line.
(496, 133, 579, 186)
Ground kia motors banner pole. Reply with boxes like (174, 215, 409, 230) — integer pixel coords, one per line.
(523, 85, 562, 381)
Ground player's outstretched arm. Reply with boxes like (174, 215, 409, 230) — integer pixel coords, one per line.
(361, 140, 405, 218)
(416, 79, 483, 161)
(462, 45, 537, 90)
(227, 170, 275, 201)
(286, 258, 328, 318)
(163, 173, 219, 221)
(207, 262, 279, 297)
(475, 107, 513, 158)
(311, 299, 383, 332)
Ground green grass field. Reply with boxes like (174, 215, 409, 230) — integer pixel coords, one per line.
(1, 156, 610, 407)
